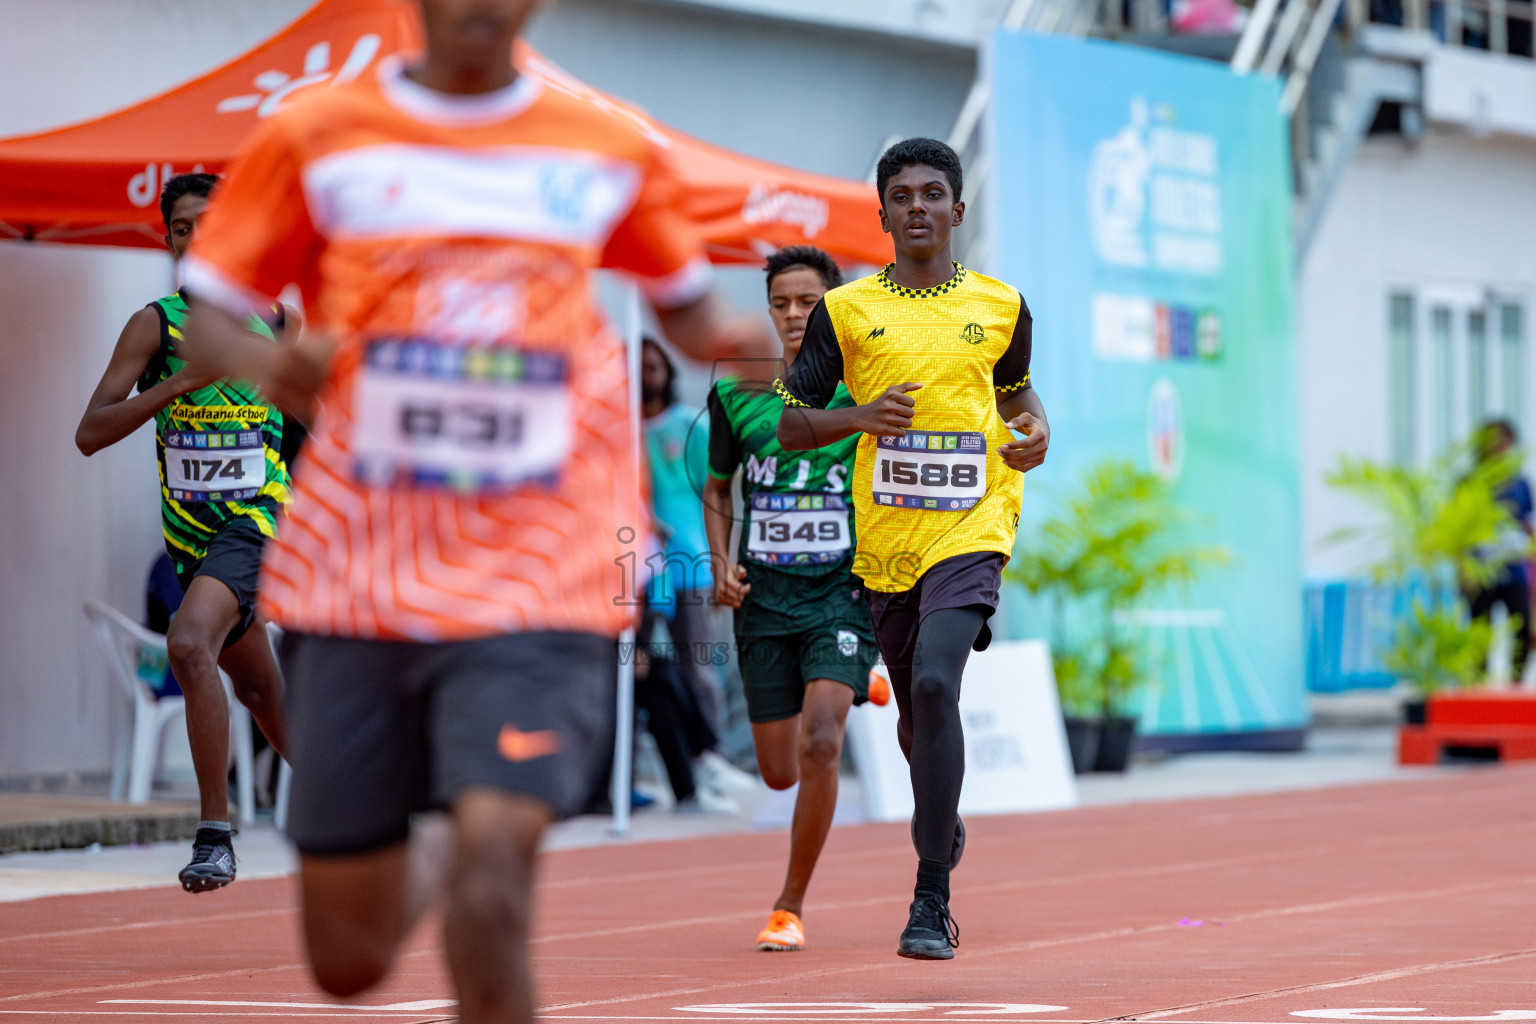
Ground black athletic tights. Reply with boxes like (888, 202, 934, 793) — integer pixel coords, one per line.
(886, 606, 988, 869)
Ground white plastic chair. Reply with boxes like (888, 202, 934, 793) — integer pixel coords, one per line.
(83, 598, 256, 823)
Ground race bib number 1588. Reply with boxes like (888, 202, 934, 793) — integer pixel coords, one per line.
(872, 430, 987, 511)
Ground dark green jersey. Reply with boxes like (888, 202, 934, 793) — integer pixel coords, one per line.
(707, 376, 860, 576)
(139, 292, 291, 571)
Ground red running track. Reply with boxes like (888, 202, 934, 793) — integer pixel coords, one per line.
(2, 765, 1535, 1023)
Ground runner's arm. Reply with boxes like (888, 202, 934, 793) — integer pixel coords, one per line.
(655, 292, 776, 365)
(180, 297, 329, 425)
(75, 307, 216, 456)
(777, 301, 918, 450)
(995, 296, 1049, 472)
(703, 387, 750, 607)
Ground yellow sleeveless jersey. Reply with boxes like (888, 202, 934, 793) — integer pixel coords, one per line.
(775, 262, 1033, 592)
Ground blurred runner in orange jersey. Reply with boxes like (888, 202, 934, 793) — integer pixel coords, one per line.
(175, 0, 772, 1020)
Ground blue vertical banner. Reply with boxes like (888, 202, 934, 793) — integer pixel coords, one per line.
(990, 33, 1305, 741)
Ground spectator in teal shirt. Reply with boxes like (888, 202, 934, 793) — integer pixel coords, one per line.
(642, 337, 726, 743)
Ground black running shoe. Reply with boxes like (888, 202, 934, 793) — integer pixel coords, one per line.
(910, 815, 966, 870)
(897, 893, 959, 960)
(178, 828, 237, 894)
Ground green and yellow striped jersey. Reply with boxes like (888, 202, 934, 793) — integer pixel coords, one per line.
(139, 292, 291, 572)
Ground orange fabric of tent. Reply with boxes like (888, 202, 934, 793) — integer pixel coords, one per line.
(0, 0, 888, 266)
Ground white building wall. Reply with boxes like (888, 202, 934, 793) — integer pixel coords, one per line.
(1298, 127, 1536, 578)
(0, 0, 312, 779)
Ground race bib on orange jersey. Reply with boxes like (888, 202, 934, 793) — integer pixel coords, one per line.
(350, 339, 573, 493)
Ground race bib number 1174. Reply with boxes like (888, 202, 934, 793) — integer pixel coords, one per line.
(164, 429, 266, 502)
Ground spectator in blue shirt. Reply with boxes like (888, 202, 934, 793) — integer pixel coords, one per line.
(1468, 418, 1534, 680)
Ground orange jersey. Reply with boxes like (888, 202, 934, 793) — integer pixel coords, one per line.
(183, 57, 710, 641)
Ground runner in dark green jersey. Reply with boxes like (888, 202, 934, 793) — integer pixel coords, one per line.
(75, 173, 293, 894)
(702, 246, 881, 953)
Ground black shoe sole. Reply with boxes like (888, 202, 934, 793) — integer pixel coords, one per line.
(897, 941, 956, 960)
(178, 869, 234, 894)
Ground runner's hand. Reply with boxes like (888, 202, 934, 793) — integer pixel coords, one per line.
(168, 364, 220, 397)
(858, 382, 922, 436)
(715, 563, 751, 609)
(999, 410, 1049, 472)
(267, 334, 334, 424)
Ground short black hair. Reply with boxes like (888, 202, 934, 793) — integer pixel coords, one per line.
(160, 172, 220, 230)
(876, 137, 963, 205)
(763, 246, 843, 298)
(641, 336, 677, 407)
(1484, 417, 1519, 442)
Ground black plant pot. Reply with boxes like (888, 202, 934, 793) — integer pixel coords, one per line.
(1402, 698, 1427, 725)
(1063, 716, 1101, 774)
(1094, 715, 1138, 772)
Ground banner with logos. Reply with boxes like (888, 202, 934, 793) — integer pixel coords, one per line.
(989, 33, 1304, 741)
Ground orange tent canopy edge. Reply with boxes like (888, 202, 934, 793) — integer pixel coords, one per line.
(0, 0, 890, 267)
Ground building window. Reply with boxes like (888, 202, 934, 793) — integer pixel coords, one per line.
(1468, 308, 1488, 428)
(1500, 303, 1524, 428)
(1389, 292, 1415, 465)
(1431, 305, 1453, 454)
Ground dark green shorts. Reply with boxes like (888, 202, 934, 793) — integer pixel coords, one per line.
(736, 609, 878, 725)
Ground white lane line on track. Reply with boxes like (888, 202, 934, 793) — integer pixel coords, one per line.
(1088, 947, 1536, 1021)
(0, 907, 290, 945)
(7, 872, 1533, 1014)
(536, 874, 1536, 1014)
(0, 1014, 441, 1019)
(99, 1000, 453, 1011)
(8, 863, 1536, 1014)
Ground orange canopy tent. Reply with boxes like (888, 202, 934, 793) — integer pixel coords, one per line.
(0, 0, 889, 266)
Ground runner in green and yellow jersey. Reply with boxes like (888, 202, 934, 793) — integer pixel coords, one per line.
(702, 246, 884, 953)
(76, 173, 293, 894)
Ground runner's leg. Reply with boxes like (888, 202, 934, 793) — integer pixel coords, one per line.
(772, 678, 854, 916)
(217, 619, 288, 759)
(299, 816, 453, 996)
(442, 788, 552, 1024)
(908, 607, 986, 874)
(164, 575, 240, 822)
(750, 715, 801, 790)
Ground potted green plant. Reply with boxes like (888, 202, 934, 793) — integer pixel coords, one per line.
(1008, 458, 1231, 771)
(1326, 443, 1526, 718)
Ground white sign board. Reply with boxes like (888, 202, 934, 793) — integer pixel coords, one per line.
(845, 639, 1078, 821)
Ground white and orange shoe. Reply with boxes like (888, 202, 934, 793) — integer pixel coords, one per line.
(867, 667, 891, 707)
(755, 909, 805, 951)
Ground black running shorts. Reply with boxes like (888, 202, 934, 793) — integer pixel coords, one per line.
(865, 551, 1005, 674)
(280, 630, 616, 855)
(173, 516, 268, 648)
(736, 618, 878, 724)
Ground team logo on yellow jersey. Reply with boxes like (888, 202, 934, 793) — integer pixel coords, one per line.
(961, 322, 986, 345)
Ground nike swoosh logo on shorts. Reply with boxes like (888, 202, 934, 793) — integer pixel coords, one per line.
(498, 723, 562, 762)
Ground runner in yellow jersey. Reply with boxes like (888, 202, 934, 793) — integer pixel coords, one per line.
(775, 138, 1050, 960)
